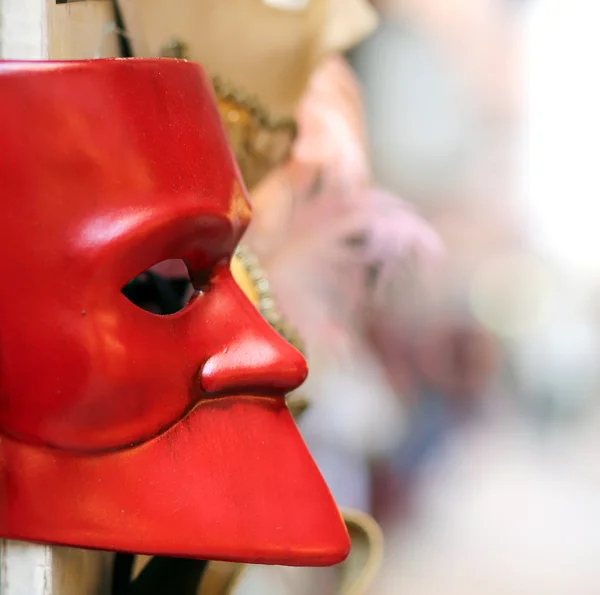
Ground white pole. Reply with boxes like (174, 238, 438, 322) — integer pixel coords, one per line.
(0, 0, 48, 59)
(0, 2, 114, 593)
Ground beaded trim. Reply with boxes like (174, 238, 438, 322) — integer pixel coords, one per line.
(212, 76, 298, 141)
(234, 246, 310, 419)
(213, 76, 297, 188)
(234, 245, 305, 355)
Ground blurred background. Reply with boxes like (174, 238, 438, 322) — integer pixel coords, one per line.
(343, 0, 600, 593)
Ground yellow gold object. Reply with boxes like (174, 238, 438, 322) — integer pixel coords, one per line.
(198, 508, 384, 595)
(285, 393, 310, 418)
(231, 248, 308, 418)
(336, 508, 384, 595)
(233, 246, 305, 356)
(230, 253, 259, 304)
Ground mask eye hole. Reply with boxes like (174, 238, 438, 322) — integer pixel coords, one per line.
(122, 259, 196, 315)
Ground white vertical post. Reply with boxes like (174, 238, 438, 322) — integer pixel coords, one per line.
(0, 0, 48, 59)
(0, 6, 51, 590)
(0, 542, 52, 595)
(0, 1, 116, 593)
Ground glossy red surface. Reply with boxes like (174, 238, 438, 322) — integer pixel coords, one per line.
(0, 59, 349, 565)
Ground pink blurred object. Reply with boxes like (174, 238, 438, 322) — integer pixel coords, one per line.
(247, 55, 442, 360)
(245, 55, 444, 464)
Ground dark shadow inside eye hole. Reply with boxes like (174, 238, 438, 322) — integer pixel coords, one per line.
(121, 259, 196, 315)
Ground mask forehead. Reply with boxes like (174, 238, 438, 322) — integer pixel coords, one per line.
(0, 60, 248, 233)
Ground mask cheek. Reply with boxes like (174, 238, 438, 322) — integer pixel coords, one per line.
(0, 305, 195, 453)
(65, 310, 197, 451)
(0, 323, 92, 447)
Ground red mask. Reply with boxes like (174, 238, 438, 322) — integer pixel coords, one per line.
(0, 59, 349, 565)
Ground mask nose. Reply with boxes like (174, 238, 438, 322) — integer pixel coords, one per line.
(197, 306, 308, 397)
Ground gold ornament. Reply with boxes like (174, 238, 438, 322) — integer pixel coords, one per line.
(233, 245, 305, 356)
(212, 76, 297, 190)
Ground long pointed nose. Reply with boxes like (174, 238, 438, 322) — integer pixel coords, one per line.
(198, 330, 307, 395)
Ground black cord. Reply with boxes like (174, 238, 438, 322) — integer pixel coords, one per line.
(111, 553, 136, 594)
(110, 0, 134, 58)
(112, 553, 208, 595)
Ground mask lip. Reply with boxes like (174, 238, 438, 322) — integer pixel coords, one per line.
(0, 397, 351, 565)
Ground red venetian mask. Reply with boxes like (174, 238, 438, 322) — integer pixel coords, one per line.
(0, 59, 349, 565)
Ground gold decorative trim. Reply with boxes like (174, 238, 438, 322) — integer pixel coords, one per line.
(213, 76, 297, 189)
(212, 76, 298, 140)
(234, 245, 305, 355)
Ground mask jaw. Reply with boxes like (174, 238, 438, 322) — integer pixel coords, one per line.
(0, 397, 350, 565)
